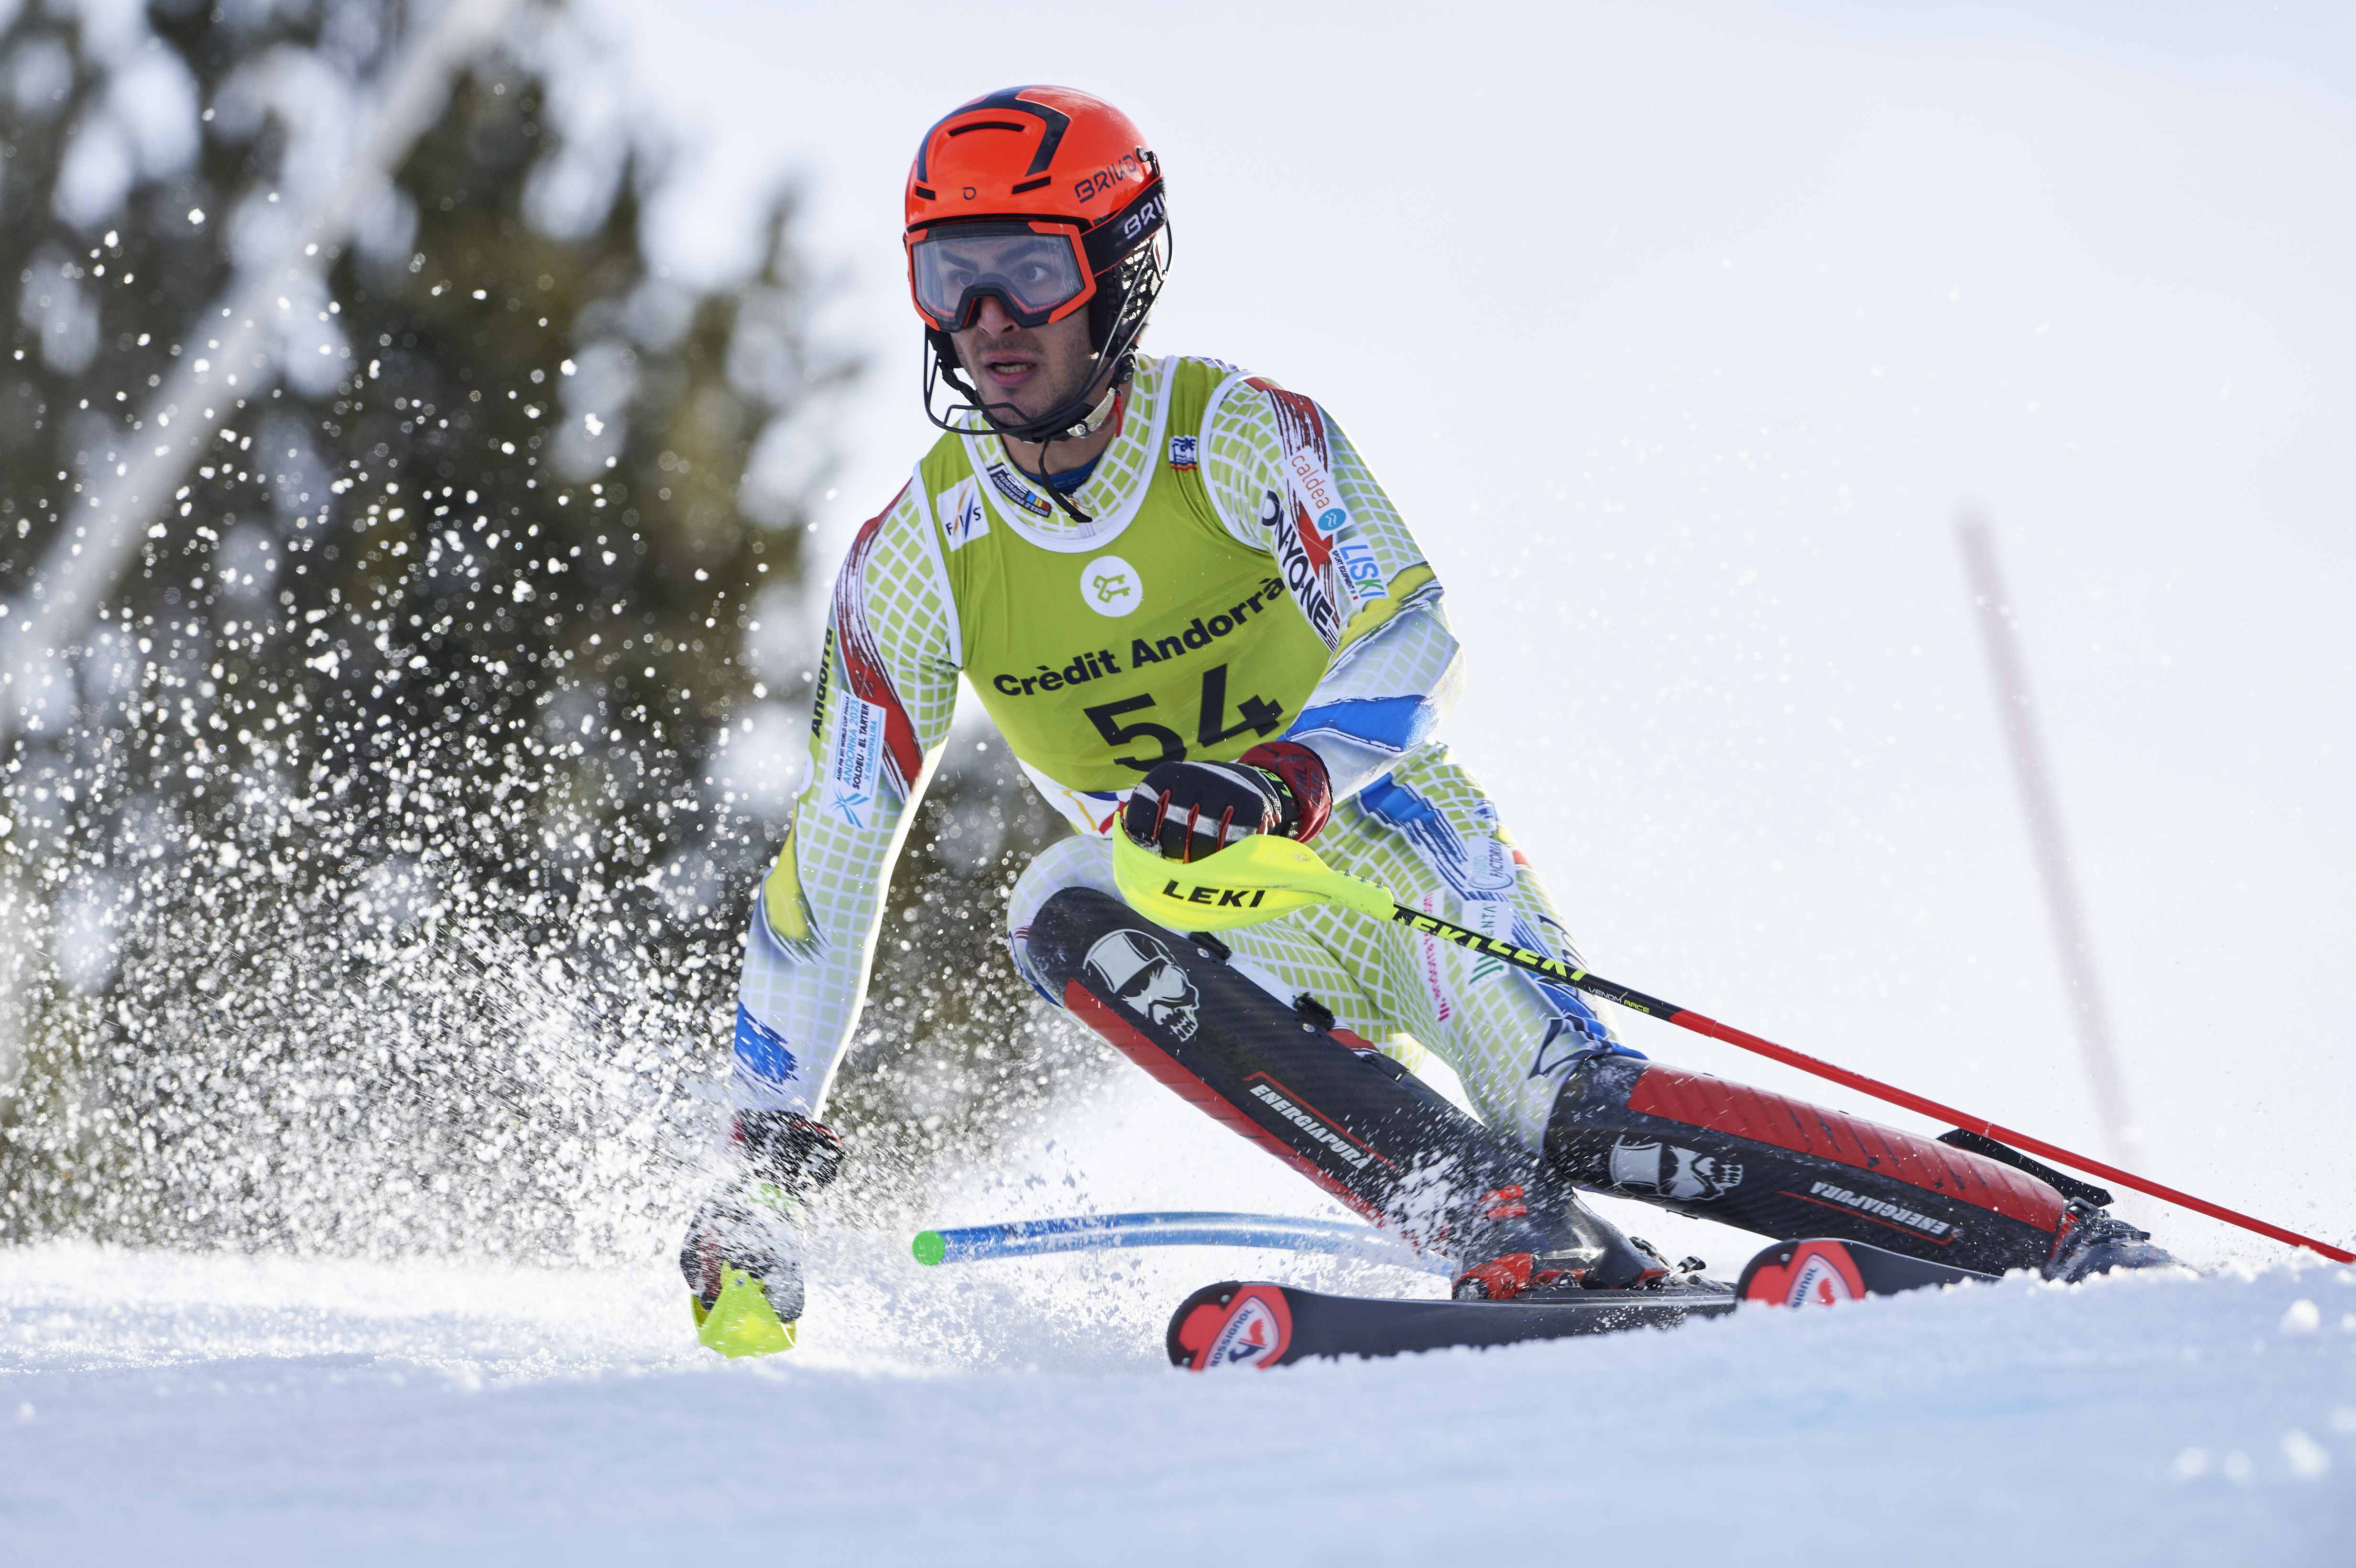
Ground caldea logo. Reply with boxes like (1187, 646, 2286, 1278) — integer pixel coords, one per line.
(937, 480, 989, 551)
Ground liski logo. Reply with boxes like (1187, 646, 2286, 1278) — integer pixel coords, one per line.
(1083, 929, 1200, 1040)
(1606, 1138, 1744, 1202)
(1335, 532, 1385, 606)
(1168, 434, 1198, 470)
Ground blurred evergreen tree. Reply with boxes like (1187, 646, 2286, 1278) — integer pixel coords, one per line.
(0, 0, 1089, 1252)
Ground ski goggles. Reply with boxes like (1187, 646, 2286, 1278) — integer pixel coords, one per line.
(907, 220, 1094, 334)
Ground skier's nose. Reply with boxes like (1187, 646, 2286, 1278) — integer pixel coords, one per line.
(972, 295, 1018, 334)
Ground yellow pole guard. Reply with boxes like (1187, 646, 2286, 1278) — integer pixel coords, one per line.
(1110, 830, 1398, 931)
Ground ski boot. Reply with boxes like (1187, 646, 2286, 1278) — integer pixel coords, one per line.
(1450, 1181, 1670, 1300)
(2043, 1199, 2179, 1282)
(680, 1110, 844, 1357)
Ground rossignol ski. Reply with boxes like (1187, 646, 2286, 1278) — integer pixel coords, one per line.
(1166, 1237, 1997, 1371)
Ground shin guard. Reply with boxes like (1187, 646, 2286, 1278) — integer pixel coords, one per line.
(1028, 887, 1535, 1253)
(1545, 1056, 2071, 1276)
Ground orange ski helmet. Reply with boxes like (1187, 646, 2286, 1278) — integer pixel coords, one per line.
(904, 86, 1171, 443)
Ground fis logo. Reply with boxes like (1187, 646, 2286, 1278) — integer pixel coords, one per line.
(936, 479, 989, 552)
(1084, 929, 1200, 1041)
(1168, 434, 1198, 470)
(731, 1006, 799, 1087)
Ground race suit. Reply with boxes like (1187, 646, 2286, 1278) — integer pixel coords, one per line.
(731, 353, 1625, 1153)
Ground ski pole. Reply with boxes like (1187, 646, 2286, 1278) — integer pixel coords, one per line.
(1385, 904, 2353, 1262)
(910, 1211, 1446, 1272)
(1111, 833, 2356, 1264)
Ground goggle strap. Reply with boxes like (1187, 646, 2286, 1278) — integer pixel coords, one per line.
(1080, 177, 1168, 274)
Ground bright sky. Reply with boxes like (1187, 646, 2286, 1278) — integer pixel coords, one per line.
(579, 0, 2356, 1257)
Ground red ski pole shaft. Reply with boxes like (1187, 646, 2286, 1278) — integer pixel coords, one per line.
(1653, 1000, 2353, 1263)
(1388, 907, 2355, 1263)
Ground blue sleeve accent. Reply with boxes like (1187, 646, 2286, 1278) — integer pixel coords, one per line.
(1354, 771, 1436, 828)
(1286, 695, 1434, 757)
(732, 1004, 800, 1087)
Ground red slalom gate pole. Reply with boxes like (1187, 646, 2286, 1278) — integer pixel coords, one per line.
(1391, 908, 2354, 1263)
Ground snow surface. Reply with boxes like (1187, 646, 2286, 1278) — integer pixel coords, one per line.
(5, 1246, 2353, 1564)
(6, 1072, 2353, 1565)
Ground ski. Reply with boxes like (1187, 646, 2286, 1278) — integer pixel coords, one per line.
(1734, 1236, 1998, 1306)
(1167, 1238, 2000, 1371)
(1166, 1279, 1736, 1371)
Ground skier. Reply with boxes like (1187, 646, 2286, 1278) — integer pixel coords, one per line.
(682, 86, 2172, 1348)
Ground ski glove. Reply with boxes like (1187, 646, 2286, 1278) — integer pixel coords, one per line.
(1122, 740, 1332, 863)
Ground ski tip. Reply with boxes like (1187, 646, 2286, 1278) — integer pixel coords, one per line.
(911, 1230, 947, 1266)
(1736, 1237, 2000, 1308)
(1167, 1281, 1295, 1373)
(1738, 1239, 1872, 1308)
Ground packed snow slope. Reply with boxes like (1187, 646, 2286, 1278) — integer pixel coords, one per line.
(4, 1242, 2352, 1563)
(6, 1071, 2353, 1568)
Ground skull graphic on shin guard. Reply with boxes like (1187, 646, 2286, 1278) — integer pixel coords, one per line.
(1607, 1138, 1745, 1203)
(1085, 929, 1203, 1041)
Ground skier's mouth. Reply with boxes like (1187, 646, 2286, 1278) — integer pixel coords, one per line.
(980, 351, 1041, 390)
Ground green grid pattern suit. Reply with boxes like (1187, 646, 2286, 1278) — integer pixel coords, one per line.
(730, 353, 1625, 1154)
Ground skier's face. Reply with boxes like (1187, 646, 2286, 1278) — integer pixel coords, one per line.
(951, 295, 1100, 425)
